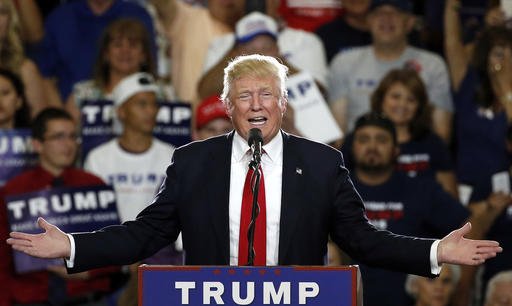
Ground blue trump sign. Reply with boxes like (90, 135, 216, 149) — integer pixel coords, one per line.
(139, 266, 359, 306)
(0, 129, 38, 186)
(6, 185, 120, 273)
(80, 99, 192, 162)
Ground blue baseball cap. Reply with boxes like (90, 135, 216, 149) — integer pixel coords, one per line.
(369, 0, 412, 13)
(235, 12, 278, 44)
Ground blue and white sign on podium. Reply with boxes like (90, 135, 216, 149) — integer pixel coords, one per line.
(139, 265, 361, 306)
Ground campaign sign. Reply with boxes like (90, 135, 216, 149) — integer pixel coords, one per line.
(81, 99, 115, 162)
(5, 185, 119, 274)
(80, 99, 192, 161)
(286, 72, 343, 144)
(0, 129, 38, 186)
(139, 266, 359, 306)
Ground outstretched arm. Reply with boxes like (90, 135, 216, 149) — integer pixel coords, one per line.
(7, 217, 71, 259)
(437, 222, 502, 266)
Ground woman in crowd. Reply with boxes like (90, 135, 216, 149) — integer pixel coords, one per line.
(370, 68, 458, 197)
(444, 1, 512, 304)
(340, 68, 458, 197)
(65, 18, 171, 124)
(445, 0, 512, 196)
(0, 68, 30, 129)
(0, 0, 58, 117)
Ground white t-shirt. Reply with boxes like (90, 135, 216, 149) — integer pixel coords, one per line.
(84, 138, 175, 222)
(203, 27, 328, 87)
(328, 46, 453, 131)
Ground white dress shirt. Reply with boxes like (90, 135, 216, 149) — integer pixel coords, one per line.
(229, 132, 283, 266)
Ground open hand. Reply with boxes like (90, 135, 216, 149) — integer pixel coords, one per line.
(438, 222, 502, 265)
(6, 217, 71, 259)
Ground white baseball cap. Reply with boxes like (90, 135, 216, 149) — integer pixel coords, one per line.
(235, 12, 278, 44)
(111, 72, 158, 107)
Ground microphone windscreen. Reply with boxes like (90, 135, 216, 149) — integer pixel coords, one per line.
(248, 128, 263, 146)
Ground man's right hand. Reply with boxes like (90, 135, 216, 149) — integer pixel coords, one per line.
(6, 217, 71, 259)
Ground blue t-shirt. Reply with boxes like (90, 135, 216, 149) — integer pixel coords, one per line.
(35, 0, 156, 100)
(352, 173, 469, 306)
(454, 68, 510, 201)
(396, 132, 453, 177)
(340, 131, 453, 179)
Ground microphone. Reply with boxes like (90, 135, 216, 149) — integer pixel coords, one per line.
(246, 128, 263, 266)
(248, 128, 263, 165)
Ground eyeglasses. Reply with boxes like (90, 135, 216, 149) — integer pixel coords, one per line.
(43, 132, 81, 143)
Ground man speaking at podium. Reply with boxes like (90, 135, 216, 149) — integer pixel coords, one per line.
(7, 54, 502, 278)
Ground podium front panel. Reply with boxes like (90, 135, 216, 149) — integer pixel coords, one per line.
(139, 265, 359, 306)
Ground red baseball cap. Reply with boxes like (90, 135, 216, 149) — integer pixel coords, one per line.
(195, 95, 230, 130)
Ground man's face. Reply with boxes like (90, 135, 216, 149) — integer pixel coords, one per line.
(367, 5, 413, 47)
(117, 91, 159, 135)
(227, 76, 286, 144)
(352, 125, 396, 172)
(34, 119, 78, 174)
(196, 118, 233, 140)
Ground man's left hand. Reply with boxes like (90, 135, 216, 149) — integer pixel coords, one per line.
(438, 222, 502, 265)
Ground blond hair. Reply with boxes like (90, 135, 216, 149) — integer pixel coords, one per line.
(485, 270, 512, 304)
(405, 264, 461, 298)
(0, 0, 24, 73)
(221, 54, 288, 107)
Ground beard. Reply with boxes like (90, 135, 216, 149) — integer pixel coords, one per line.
(355, 160, 394, 175)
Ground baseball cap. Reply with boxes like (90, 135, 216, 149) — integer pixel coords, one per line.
(235, 12, 278, 44)
(369, 0, 412, 13)
(111, 72, 158, 107)
(195, 95, 230, 130)
(354, 112, 397, 143)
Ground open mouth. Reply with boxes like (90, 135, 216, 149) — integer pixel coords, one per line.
(248, 116, 267, 126)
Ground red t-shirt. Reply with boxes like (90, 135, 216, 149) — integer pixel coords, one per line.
(0, 166, 119, 305)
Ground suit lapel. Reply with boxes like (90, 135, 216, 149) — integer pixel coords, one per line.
(205, 132, 233, 263)
(278, 132, 305, 263)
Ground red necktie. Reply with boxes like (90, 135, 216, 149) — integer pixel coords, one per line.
(238, 164, 266, 266)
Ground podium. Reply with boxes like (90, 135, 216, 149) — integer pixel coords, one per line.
(139, 265, 362, 306)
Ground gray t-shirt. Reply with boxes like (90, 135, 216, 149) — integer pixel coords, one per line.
(328, 46, 453, 131)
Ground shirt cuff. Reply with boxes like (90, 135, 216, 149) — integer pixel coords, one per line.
(65, 233, 76, 268)
(430, 239, 442, 275)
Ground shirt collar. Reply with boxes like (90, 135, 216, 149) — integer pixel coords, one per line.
(232, 130, 283, 163)
(34, 165, 70, 182)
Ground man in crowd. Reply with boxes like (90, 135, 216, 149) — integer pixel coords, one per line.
(84, 72, 175, 223)
(84, 72, 177, 306)
(0, 108, 120, 305)
(193, 94, 232, 141)
(328, 0, 453, 142)
(199, 10, 327, 100)
(345, 113, 511, 305)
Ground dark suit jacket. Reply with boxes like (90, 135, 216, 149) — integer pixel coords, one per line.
(70, 131, 435, 276)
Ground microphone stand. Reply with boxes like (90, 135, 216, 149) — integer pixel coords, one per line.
(246, 152, 262, 266)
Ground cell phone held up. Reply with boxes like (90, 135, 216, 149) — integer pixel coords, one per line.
(502, 0, 512, 27)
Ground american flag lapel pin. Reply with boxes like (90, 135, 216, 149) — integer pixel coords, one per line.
(295, 167, 302, 175)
